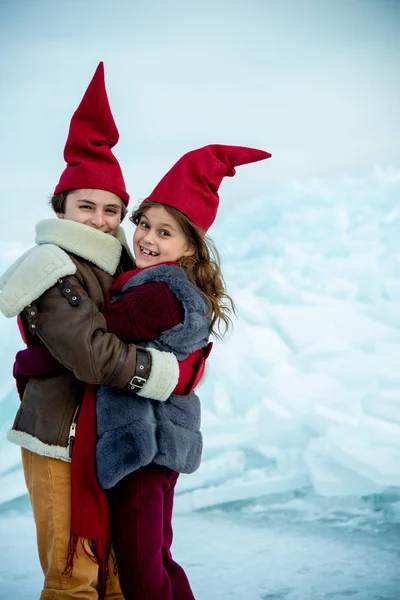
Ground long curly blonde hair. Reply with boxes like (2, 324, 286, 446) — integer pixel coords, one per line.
(130, 201, 235, 339)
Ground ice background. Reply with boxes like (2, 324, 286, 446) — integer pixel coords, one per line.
(1, 168, 400, 599)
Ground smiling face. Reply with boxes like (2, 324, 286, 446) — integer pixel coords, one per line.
(133, 205, 195, 268)
(57, 188, 123, 237)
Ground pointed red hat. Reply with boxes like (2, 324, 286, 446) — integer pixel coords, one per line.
(54, 62, 129, 205)
(144, 144, 271, 231)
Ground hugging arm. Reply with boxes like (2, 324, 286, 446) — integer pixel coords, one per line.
(19, 274, 179, 401)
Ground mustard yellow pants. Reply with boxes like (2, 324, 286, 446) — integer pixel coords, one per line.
(21, 448, 124, 600)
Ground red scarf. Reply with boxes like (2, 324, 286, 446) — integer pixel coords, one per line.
(63, 384, 112, 599)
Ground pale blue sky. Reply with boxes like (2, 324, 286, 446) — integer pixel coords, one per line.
(0, 0, 399, 242)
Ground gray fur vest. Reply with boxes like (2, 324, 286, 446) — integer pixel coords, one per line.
(96, 264, 210, 490)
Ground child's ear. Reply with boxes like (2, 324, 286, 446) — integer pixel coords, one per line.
(56, 213, 65, 219)
(184, 244, 195, 257)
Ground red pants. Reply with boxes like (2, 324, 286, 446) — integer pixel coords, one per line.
(107, 464, 196, 600)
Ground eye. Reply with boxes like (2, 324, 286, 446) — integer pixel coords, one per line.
(106, 208, 118, 215)
(140, 221, 149, 229)
(79, 204, 92, 210)
(160, 230, 170, 237)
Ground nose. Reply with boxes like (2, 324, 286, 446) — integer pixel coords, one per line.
(90, 209, 106, 229)
(142, 228, 156, 244)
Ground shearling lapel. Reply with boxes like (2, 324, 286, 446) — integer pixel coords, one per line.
(35, 219, 123, 275)
(0, 219, 132, 318)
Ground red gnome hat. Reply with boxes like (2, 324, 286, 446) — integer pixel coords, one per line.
(54, 62, 129, 205)
(145, 144, 271, 231)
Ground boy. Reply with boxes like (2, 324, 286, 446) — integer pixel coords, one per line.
(0, 63, 179, 599)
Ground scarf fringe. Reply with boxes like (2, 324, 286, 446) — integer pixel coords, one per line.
(62, 534, 113, 600)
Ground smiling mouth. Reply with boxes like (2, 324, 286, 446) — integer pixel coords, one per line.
(140, 246, 159, 257)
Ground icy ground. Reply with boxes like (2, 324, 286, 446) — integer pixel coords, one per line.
(0, 499, 399, 600)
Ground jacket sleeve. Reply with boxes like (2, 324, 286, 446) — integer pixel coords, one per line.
(104, 281, 184, 343)
(31, 274, 138, 388)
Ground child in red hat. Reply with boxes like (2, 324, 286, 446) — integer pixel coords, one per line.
(0, 62, 182, 599)
(91, 144, 272, 599)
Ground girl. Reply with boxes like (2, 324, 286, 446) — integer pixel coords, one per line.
(95, 144, 271, 599)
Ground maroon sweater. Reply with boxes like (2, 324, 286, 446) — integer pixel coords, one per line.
(104, 281, 183, 343)
(103, 266, 206, 395)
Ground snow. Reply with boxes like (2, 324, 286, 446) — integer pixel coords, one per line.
(1, 169, 400, 596)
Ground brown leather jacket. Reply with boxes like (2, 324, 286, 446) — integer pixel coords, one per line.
(0, 219, 177, 462)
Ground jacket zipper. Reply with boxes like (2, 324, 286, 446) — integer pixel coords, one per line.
(68, 404, 80, 459)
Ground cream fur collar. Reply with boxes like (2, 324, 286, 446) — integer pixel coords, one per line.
(0, 219, 132, 318)
(35, 219, 126, 274)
